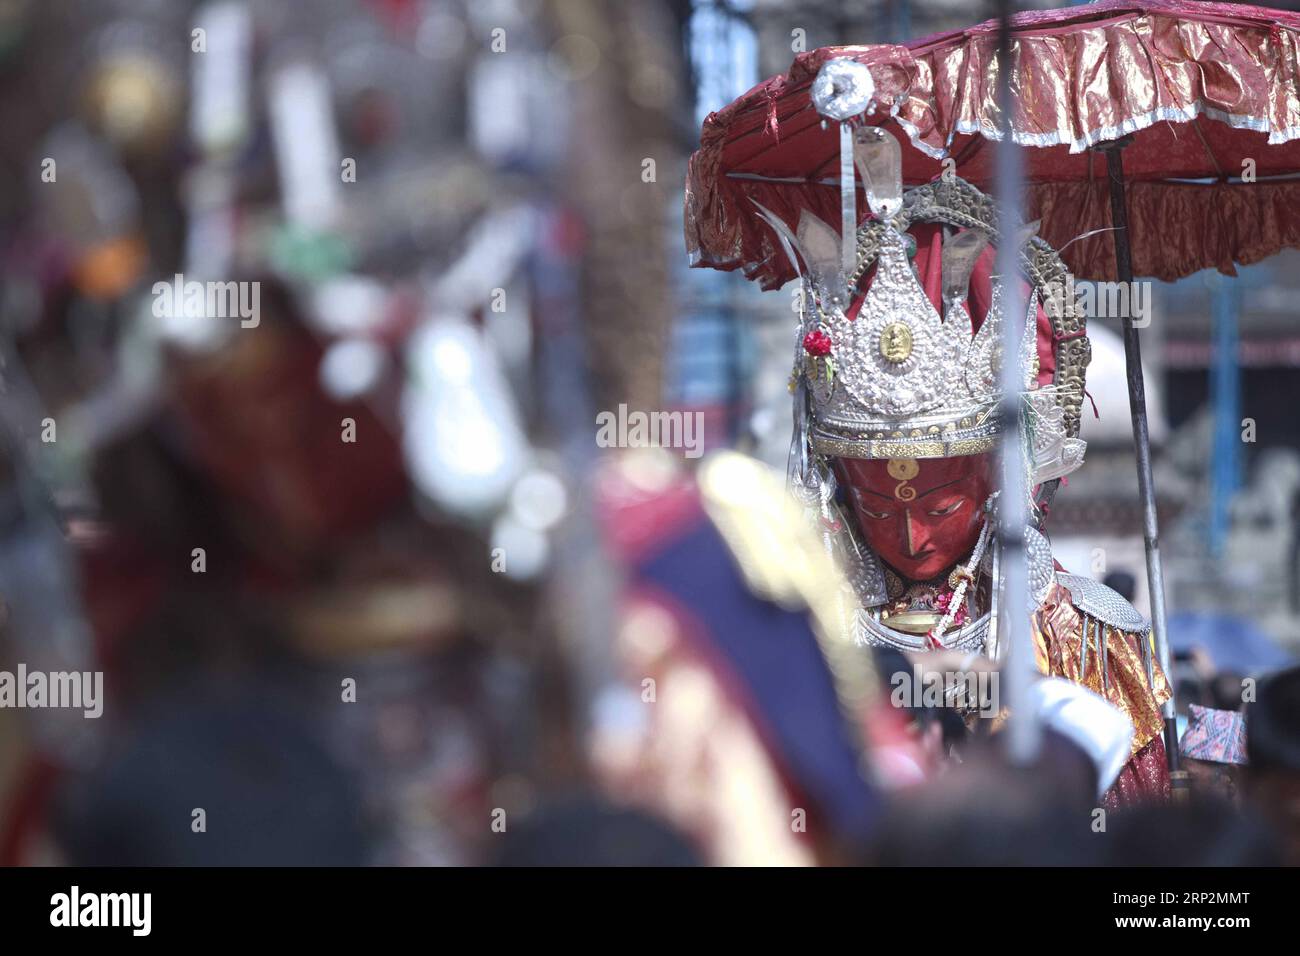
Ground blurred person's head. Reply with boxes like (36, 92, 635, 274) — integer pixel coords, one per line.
(1185, 759, 1244, 806)
(1208, 671, 1247, 712)
(54, 678, 369, 865)
(1244, 665, 1300, 863)
(1101, 570, 1137, 603)
(492, 794, 701, 867)
(1180, 704, 1247, 806)
(1024, 729, 1107, 813)
(866, 736, 1101, 866)
(1174, 675, 1205, 712)
(1101, 798, 1280, 866)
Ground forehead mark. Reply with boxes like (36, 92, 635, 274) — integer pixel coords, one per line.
(857, 474, 971, 503)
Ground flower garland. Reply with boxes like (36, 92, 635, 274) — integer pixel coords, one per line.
(923, 515, 993, 650)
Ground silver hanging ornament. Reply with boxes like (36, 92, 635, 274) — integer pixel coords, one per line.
(811, 58, 877, 287)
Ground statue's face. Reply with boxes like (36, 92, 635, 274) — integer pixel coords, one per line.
(835, 454, 993, 582)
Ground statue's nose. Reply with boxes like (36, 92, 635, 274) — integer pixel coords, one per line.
(903, 509, 921, 556)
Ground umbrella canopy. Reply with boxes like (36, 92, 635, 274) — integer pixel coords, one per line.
(686, 0, 1300, 288)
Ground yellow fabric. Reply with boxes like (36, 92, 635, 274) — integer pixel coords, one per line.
(1032, 581, 1171, 757)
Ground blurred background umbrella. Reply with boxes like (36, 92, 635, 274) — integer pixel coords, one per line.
(1169, 610, 1294, 676)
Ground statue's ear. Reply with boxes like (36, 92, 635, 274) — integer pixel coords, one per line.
(795, 209, 842, 281)
(942, 229, 990, 302)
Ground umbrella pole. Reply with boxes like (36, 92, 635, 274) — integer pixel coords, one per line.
(994, 6, 1038, 767)
(1100, 143, 1186, 791)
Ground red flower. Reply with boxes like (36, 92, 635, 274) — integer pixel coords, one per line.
(802, 329, 833, 356)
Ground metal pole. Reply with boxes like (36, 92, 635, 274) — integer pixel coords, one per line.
(1209, 274, 1241, 558)
(1101, 144, 1184, 787)
(994, 1, 1038, 765)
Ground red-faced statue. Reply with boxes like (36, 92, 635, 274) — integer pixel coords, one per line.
(835, 454, 994, 582)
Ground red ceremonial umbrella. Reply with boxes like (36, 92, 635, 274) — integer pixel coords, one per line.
(686, 0, 1300, 288)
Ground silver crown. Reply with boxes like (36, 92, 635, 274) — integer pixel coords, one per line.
(756, 176, 1087, 483)
(817, 225, 1041, 458)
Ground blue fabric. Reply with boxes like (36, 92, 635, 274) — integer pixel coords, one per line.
(636, 515, 881, 843)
